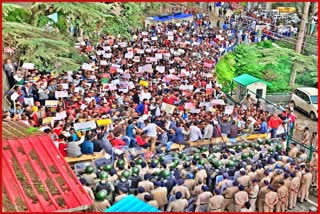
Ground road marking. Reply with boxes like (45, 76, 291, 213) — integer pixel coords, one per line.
(306, 199, 318, 207)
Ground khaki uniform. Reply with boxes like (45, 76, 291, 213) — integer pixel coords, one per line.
(91, 200, 111, 212)
(299, 172, 312, 202)
(237, 175, 250, 187)
(208, 195, 224, 212)
(249, 184, 259, 211)
(283, 178, 292, 209)
(136, 192, 150, 202)
(83, 185, 95, 200)
(259, 176, 271, 188)
(81, 173, 97, 185)
(108, 174, 119, 183)
(271, 174, 283, 186)
(234, 191, 249, 212)
(138, 180, 155, 193)
(221, 186, 239, 211)
(248, 171, 257, 180)
(151, 187, 168, 210)
(264, 191, 278, 212)
(192, 184, 203, 197)
(115, 193, 128, 203)
(216, 179, 228, 190)
(147, 200, 159, 208)
(166, 198, 188, 212)
(195, 191, 213, 212)
(184, 179, 196, 192)
(289, 177, 300, 209)
(257, 186, 268, 212)
(195, 169, 207, 184)
(276, 185, 288, 212)
(288, 146, 299, 158)
(171, 185, 190, 199)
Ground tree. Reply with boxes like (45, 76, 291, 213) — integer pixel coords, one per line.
(2, 21, 88, 72)
(291, 2, 311, 86)
(215, 54, 236, 86)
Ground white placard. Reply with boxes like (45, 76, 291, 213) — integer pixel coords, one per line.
(212, 99, 225, 105)
(151, 36, 158, 41)
(168, 36, 174, 41)
(103, 53, 112, 59)
(103, 46, 111, 51)
(60, 83, 69, 90)
(81, 63, 92, 71)
(133, 56, 140, 62)
(155, 53, 162, 60)
(100, 60, 108, 65)
(74, 121, 97, 132)
(23, 97, 34, 106)
(137, 49, 145, 54)
(161, 103, 175, 114)
(55, 91, 68, 98)
(156, 66, 165, 73)
(45, 100, 58, 107)
(125, 52, 133, 59)
(224, 105, 234, 115)
(55, 111, 67, 120)
(10, 92, 19, 101)
(22, 63, 35, 70)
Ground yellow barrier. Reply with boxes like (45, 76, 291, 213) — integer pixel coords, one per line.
(65, 152, 105, 163)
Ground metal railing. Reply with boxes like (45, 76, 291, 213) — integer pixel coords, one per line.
(286, 136, 317, 162)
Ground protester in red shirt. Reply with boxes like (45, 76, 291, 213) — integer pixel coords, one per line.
(268, 113, 283, 138)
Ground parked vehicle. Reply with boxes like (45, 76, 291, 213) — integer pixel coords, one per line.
(291, 87, 318, 120)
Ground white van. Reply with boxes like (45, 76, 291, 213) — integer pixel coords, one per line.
(291, 87, 318, 120)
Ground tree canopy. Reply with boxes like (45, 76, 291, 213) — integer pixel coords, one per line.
(216, 41, 318, 93)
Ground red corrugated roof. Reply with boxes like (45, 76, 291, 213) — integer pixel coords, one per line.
(2, 123, 93, 212)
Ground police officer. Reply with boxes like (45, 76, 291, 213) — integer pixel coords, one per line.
(166, 192, 188, 212)
(208, 188, 224, 211)
(81, 166, 97, 185)
(136, 186, 150, 201)
(115, 170, 131, 196)
(151, 181, 168, 211)
(91, 190, 111, 212)
(138, 173, 155, 193)
(95, 171, 115, 202)
(129, 167, 142, 195)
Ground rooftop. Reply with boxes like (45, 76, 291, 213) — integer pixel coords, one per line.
(233, 74, 272, 87)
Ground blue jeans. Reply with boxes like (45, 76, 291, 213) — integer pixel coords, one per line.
(270, 128, 278, 139)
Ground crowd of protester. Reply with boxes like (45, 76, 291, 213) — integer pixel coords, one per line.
(3, 5, 318, 212)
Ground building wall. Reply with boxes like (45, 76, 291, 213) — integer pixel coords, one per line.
(246, 82, 267, 100)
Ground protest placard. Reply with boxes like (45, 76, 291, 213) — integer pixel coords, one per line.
(190, 109, 201, 114)
(80, 104, 87, 110)
(109, 83, 117, 91)
(151, 36, 157, 41)
(55, 111, 67, 120)
(156, 66, 165, 73)
(42, 117, 55, 125)
(45, 100, 59, 107)
(212, 99, 225, 105)
(55, 91, 68, 98)
(74, 121, 97, 132)
(184, 103, 196, 110)
(137, 49, 145, 54)
(204, 62, 213, 68)
(168, 36, 174, 41)
(224, 105, 234, 115)
(139, 80, 149, 87)
(161, 103, 175, 114)
(24, 97, 34, 106)
(81, 63, 92, 70)
(133, 56, 140, 62)
(96, 119, 112, 127)
(155, 53, 162, 60)
(125, 52, 133, 59)
(59, 83, 69, 90)
(100, 60, 108, 65)
(103, 53, 112, 58)
(22, 63, 34, 70)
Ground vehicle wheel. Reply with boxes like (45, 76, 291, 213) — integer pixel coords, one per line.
(310, 112, 317, 121)
(291, 101, 296, 109)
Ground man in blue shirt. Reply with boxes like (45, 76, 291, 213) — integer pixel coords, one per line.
(81, 134, 94, 154)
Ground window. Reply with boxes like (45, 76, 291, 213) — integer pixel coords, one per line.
(310, 95, 318, 104)
(256, 89, 263, 98)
